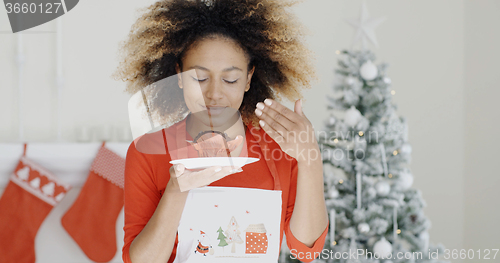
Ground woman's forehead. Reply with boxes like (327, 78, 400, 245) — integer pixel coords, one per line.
(185, 65, 244, 73)
(181, 38, 250, 70)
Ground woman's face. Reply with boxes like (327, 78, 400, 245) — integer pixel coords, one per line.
(176, 37, 254, 128)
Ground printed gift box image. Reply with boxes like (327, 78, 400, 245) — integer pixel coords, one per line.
(173, 186, 282, 263)
(244, 223, 268, 254)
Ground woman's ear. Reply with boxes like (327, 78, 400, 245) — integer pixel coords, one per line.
(175, 63, 183, 89)
(245, 66, 255, 92)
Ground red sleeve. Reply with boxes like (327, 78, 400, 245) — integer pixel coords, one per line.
(283, 159, 329, 262)
(122, 142, 162, 263)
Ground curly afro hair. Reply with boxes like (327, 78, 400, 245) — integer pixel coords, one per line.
(112, 0, 316, 129)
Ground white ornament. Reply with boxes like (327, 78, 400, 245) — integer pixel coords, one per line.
(397, 171, 413, 190)
(329, 188, 339, 199)
(344, 106, 362, 127)
(383, 77, 392, 84)
(345, 1, 386, 49)
(400, 143, 412, 154)
(375, 181, 390, 196)
(345, 76, 356, 85)
(373, 237, 392, 258)
(17, 166, 30, 181)
(329, 116, 336, 125)
(419, 231, 430, 252)
(360, 60, 378, 80)
(358, 223, 370, 233)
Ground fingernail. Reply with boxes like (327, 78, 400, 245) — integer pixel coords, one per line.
(231, 168, 243, 173)
(264, 99, 272, 106)
(255, 108, 262, 116)
(175, 165, 182, 172)
(259, 120, 265, 127)
(256, 102, 264, 110)
(214, 167, 222, 172)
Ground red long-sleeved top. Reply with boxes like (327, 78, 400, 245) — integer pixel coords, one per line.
(123, 117, 328, 262)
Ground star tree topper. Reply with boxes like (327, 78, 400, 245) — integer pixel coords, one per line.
(345, 1, 386, 50)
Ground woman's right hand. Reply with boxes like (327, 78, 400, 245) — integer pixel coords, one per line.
(167, 163, 242, 192)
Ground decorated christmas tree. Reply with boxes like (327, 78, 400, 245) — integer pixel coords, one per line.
(315, 48, 448, 263)
(280, 2, 447, 263)
(217, 226, 229, 252)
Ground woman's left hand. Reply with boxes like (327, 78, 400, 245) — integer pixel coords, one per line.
(255, 98, 320, 164)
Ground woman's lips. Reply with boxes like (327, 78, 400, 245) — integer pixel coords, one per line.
(201, 106, 226, 115)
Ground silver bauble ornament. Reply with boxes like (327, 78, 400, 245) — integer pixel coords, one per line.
(401, 143, 412, 154)
(329, 116, 336, 125)
(344, 106, 362, 127)
(373, 237, 392, 258)
(360, 60, 378, 80)
(419, 231, 430, 252)
(375, 181, 390, 196)
(383, 77, 392, 84)
(358, 223, 370, 233)
(345, 76, 356, 85)
(397, 171, 414, 190)
(329, 188, 339, 198)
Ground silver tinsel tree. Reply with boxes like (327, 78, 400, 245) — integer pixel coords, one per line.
(280, 49, 448, 263)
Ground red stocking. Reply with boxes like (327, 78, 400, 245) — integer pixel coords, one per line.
(0, 144, 71, 263)
(61, 142, 125, 262)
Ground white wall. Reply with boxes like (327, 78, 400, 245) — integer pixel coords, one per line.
(1, 0, 499, 262)
(0, 0, 152, 143)
(464, 0, 500, 253)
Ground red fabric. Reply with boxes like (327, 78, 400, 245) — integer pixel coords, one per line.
(0, 156, 71, 263)
(123, 119, 328, 263)
(61, 144, 125, 262)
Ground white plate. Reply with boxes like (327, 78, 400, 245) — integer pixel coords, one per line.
(169, 157, 259, 169)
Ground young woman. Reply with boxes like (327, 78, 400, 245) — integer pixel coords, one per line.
(113, 1, 329, 262)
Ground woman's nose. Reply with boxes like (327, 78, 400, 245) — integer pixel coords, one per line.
(204, 79, 224, 101)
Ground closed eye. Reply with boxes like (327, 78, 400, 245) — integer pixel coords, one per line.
(192, 76, 207, 82)
(224, 79, 239, 84)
